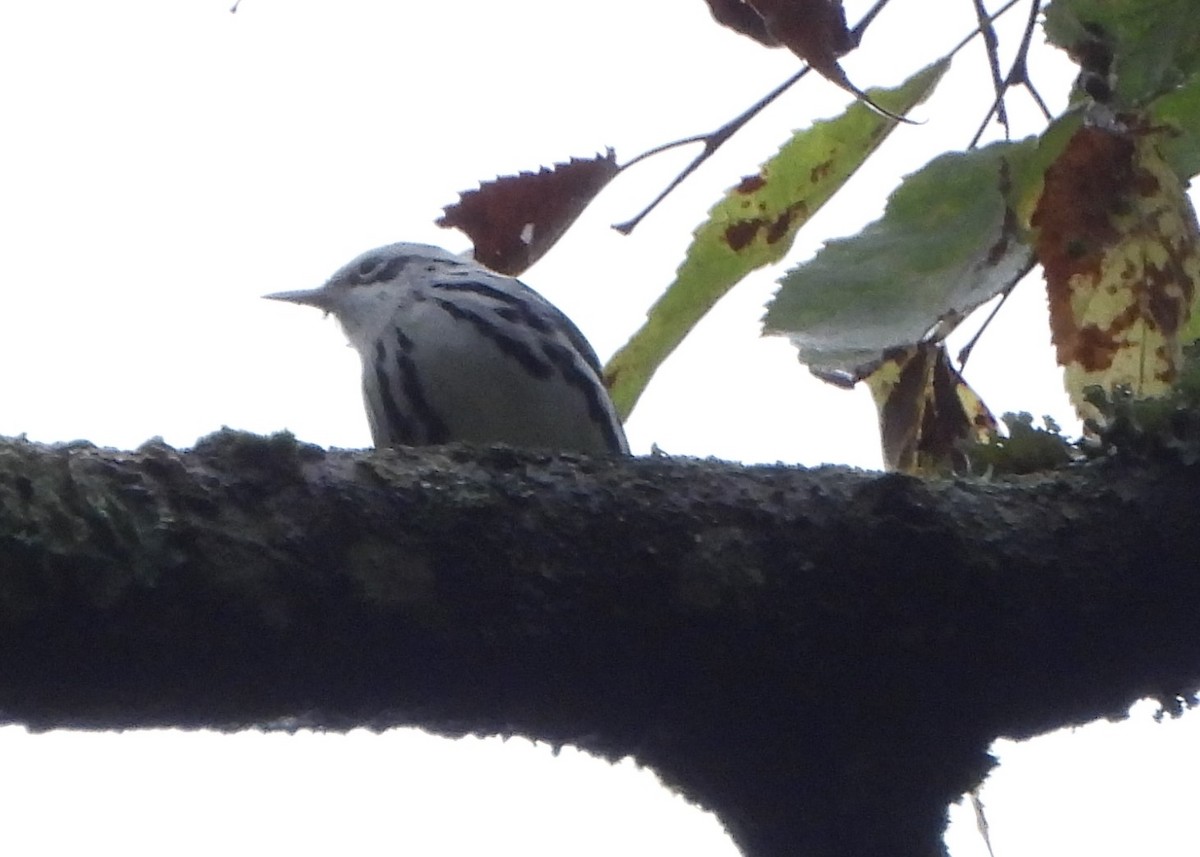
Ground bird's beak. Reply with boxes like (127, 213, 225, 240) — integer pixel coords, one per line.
(262, 287, 333, 312)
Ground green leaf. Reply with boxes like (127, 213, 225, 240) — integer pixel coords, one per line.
(763, 140, 1037, 381)
(603, 58, 951, 421)
(1043, 0, 1200, 107)
(1149, 70, 1200, 180)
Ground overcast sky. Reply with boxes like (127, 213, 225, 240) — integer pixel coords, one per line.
(0, 2, 1196, 856)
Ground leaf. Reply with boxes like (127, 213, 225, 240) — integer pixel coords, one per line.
(438, 150, 620, 276)
(863, 343, 997, 474)
(704, 0, 853, 60)
(746, 0, 855, 69)
(602, 58, 949, 420)
(763, 139, 1036, 383)
(1043, 0, 1200, 107)
(750, 0, 911, 120)
(1007, 112, 1086, 232)
(702, 0, 908, 120)
(704, 0, 779, 47)
(1148, 70, 1200, 180)
(1031, 117, 1200, 422)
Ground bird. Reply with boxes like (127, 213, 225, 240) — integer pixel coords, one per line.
(265, 242, 629, 455)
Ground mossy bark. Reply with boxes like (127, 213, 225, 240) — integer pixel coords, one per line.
(1, 430, 1198, 857)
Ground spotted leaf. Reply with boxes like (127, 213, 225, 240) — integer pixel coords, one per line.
(1031, 118, 1200, 423)
(603, 59, 948, 420)
(864, 343, 996, 474)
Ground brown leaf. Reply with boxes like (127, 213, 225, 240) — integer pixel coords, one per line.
(1031, 118, 1200, 423)
(747, 0, 854, 71)
(727, 0, 908, 121)
(438, 150, 620, 276)
(1032, 125, 1133, 295)
(864, 343, 996, 474)
(704, 0, 779, 47)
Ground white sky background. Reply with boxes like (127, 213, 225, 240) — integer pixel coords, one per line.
(0, 1, 1197, 855)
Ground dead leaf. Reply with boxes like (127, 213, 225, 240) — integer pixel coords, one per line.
(1032, 116, 1200, 423)
(864, 343, 996, 474)
(704, 0, 908, 120)
(747, 0, 855, 72)
(704, 0, 779, 47)
(438, 150, 620, 276)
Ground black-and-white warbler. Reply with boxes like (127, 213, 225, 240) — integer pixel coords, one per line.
(266, 242, 629, 454)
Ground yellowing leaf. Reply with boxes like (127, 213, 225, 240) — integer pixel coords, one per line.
(603, 59, 949, 421)
(863, 343, 996, 474)
(1032, 117, 1200, 423)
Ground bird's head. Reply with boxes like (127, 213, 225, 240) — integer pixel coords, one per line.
(264, 242, 466, 349)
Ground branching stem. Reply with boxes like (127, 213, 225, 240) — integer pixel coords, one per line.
(969, 0, 1052, 148)
(615, 0, 1026, 234)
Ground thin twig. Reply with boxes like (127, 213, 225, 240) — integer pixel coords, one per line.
(971, 791, 998, 857)
(957, 289, 1014, 367)
(828, 0, 923, 124)
(1013, 0, 1054, 120)
(615, 0, 1027, 234)
(849, 0, 894, 47)
(957, 254, 1037, 366)
(613, 67, 809, 234)
(968, 0, 1050, 147)
(924, 0, 1025, 76)
(614, 0, 895, 235)
(973, 0, 1010, 133)
(619, 135, 711, 172)
(1025, 80, 1053, 120)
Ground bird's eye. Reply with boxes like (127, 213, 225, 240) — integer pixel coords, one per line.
(348, 253, 412, 285)
(349, 256, 387, 285)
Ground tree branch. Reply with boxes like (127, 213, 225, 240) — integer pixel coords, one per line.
(1, 430, 1198, 857)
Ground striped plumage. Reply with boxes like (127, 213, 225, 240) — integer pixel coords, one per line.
(266, 243, 629, 455)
